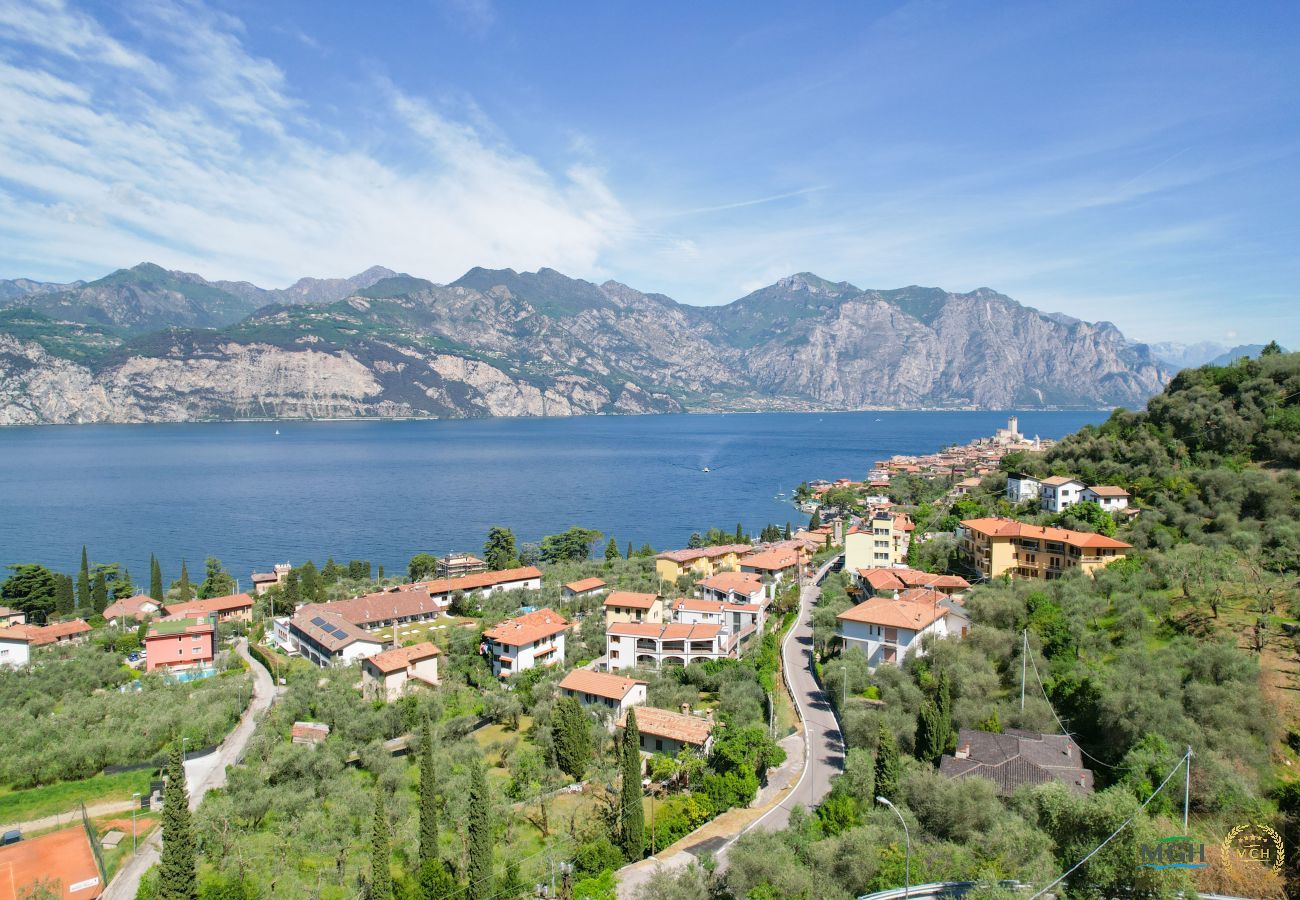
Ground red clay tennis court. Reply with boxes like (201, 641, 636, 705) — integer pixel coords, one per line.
(0, 825, 101, 899)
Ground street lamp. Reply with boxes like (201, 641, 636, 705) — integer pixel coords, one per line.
(876, 796, 910, 898)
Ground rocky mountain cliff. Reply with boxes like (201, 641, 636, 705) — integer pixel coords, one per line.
(0, 265, 1171, 424)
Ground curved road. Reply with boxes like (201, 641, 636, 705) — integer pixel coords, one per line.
(617, 554, 845, 896)
(103, 638, 277, 899)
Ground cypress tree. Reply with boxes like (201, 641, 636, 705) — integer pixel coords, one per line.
(92, 571, 108, 614)
(619, 709, 644, 859)
(466, 760, 493, 900)
(176, 560, 193, 602)
(418, 858, 458, 899)
(419, 719, 439, 867)
(159, 743, 197, 899)
(735, 522, 744, 542)
(77, 546, 90, 610)
(554, 696, 591, 779)
(936, 670, 954, 754)
(914, 699, 943, 764)
(150, 556, 164, 602)
(874, 721, 901, 803)
(809, 510, 822, 530)
(54, 574, 74, 615)
(784, 522, 792, 540)
(370, 786, 392, 900)
(377, 564, 385, 582)
(625, 541, 633, 560)
(605, 537, 620, 562)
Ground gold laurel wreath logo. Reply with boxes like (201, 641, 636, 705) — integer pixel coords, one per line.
(1222, 822, 1284, 875)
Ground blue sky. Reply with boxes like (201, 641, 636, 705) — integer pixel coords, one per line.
(0, 0, 1297, 346)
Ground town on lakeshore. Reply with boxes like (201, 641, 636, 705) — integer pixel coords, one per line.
(2, 349, 1299, 900)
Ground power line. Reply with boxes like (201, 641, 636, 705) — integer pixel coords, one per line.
(1029, 747, 1190, 900)
(1022, 632, 1124, 771)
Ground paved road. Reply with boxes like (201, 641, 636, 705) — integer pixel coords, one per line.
(103, 639, 277, 899)
(617, 555, 845, 897)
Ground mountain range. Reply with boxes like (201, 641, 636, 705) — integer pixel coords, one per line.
(0, 263, 1173, 424)
(1147, 340, 1278, 370)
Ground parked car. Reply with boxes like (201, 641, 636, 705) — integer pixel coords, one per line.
(2, 829, 20, 845)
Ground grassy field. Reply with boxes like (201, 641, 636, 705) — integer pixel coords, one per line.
(98, 811, 160, 879)
(0, 769, 155, 827)
(369, 615, 477, 646)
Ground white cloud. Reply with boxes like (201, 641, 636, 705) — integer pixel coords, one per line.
(0, 0, 629, 286)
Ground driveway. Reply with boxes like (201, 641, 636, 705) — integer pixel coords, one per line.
(617, 554, 845, 897)
(103, 638, 278, 899)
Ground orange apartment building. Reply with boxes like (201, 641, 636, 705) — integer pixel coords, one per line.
(959, 518, 1131, 580)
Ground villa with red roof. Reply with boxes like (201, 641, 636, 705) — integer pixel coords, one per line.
(654, 544, 752, 582)
(361, 641, 440, 701)
(165, 592, 254, 623)
(144, 616, 216, 673)
(559, 669, 647, 716)
(696, 571, 765, 605)
(482, 608, 569, 678)
(103, 593, 162, 626)
(854, 567, 970, 597)
(563, 577, 607, 599)
(837, 596, 951, 669)
(737, 547, 800, 582)
(621, 705, 715, 756)
(603, 591, 664, 625)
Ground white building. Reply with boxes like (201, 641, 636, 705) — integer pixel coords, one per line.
(622, 705, 715, 757)
(669, 597, 765, 638)
(605, 622, 729, 671)
(286, 609, 385, 667)
(1039, 476, 1087, 513)
(836, 596, 951, 670)
(361, 642, 440, 701)
(0, 629, 31, 669)
(844, 512, 913, 570)
(482, 608, 569, 678)
(697, 572, 765, 606)
(417, 566, 544, 605)
(1082, 486, 1130, 512)
(1005, 474, 1042, 504)
(558, 669, 647, 717)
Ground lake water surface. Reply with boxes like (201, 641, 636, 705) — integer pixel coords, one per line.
(0, 411, 1106, 581)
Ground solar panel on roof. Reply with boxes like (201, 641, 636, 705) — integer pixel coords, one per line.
(311, 616, 327, 628)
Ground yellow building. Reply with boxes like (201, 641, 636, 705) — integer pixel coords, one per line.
(654, 544, 751, 582)
(844, 512, 914, 571)
(603, 591, 665, 626)
(959, 518, 1130, 580)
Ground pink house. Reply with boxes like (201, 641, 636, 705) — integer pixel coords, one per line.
(144, 617, 216, 672)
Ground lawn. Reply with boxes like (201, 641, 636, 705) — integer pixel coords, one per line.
(97, 811, 159, 879)
(369, 615, 477, 646)
(0, 769, 155, 828)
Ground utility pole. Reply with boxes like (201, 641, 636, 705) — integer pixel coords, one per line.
(842, 665, 848, 708)
(1020, 629, 1028, 712)
(1183, 746, 1192, 834)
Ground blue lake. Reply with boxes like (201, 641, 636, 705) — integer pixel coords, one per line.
(0, 411, 1106, 582)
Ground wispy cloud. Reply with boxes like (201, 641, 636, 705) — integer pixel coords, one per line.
(0, 0, 625, 286)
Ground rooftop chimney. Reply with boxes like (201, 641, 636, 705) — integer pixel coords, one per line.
(955, 744, 970, 760)
(681, 703, 691, 716)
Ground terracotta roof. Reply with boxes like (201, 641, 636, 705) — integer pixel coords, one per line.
(103, 594, 161, 621)
(0, 606, 19, 617)
(145, 616, 215, 638)
(960, 518, 1132, 549)
(559, 669, 646, 702)
(10, 619, 93, 646)
(1085, 485, 1130, 497)
(364, 641, 440, 674)
(564, 577, 607, 594)
(249, 572, 279, 583)
(0, 626, 32, 644)
(607, 622, 722, 640)
(165, 593, 254, 617)
(857, 568, 970, 592)
(670, 597, 761, 615)
(1040, 475, 1084, 487)
(738, 548, 799, 571)
(413, 566, 543, 596)
(620, 707, 713, 746)
(483, 608, 570, 647)
(290, 608, 382, 652)
(656, 544, 751, 563)
(603, 591, 659, 609)
(309, 589, 444, 626)
(837, 597, 949, 631)
(292, 721, 330, 742)
(698, 572, 764, 596)
(896, 587, 948, 605)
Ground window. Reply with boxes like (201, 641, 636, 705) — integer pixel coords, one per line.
(655, 738, 663, 751)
